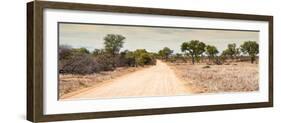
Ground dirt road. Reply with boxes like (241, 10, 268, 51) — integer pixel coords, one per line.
(64, 60, 190, 100)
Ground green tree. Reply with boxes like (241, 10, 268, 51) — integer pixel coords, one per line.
(205, 45, 219, 62)
(125, 51, 136, 67)
(222, 43, 240, 59)
(92, 49, 105, 56)
(158, 47, 173, 60)
(134, 49, 155, 66)
(175, 53, 183, 59)
(181, 40, 206, 64)
(240, 41, 259, 63)
(74, 47, 90, 54)
(104, 34, 125, 56)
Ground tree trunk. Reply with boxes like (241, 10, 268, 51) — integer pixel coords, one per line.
(251, 56, 255, 64)
(191, 55, 195, 64)
(182, 57, 187, 63)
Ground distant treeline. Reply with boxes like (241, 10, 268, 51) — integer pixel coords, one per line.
(59, 34, 259, 74)
(156, 40, 258, 65)
(178, 40, 259, 64)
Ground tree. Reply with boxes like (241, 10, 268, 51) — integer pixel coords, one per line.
(158, 47, 173, 60)
(124, 51, 136, 67)
(181, 40, 206, 64)
(104, 34, 125, 56)
(205, 45, 219, 62)
(222, 43, 240, 59)
(74, 47, 90, 54)
(134, 49, 155, 66)
(240, 41, 259, 63)
(92, 49, 105, 56)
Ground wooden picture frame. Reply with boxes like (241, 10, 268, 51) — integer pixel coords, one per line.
(27, 1, 273, 122)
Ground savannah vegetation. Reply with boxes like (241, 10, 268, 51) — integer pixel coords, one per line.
(59, 34, 156, 97)
(59, 34, 156, 75)
(59, 33, 259, 97)
(168, 40, 259, 93)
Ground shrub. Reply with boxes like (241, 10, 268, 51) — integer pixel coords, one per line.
(134, 49, 156, 66)
(59, 52, 95, 74)
(94, 52, 115, 71)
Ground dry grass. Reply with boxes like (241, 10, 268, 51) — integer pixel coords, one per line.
(168, 62, 259, 93)
(59, 67, 145, 98)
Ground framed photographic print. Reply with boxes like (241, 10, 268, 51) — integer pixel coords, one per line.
(27, 1, 273, 122)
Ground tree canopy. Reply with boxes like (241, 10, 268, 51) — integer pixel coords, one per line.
(181, 40, 206, 64)
(240, 41, 259, 63)
(158, 47, 173, 60)
(104, 34, 125, 56)
(222, 43, 240, 59)
(205, 45, 219, 61)
(134, 49, 155, 66)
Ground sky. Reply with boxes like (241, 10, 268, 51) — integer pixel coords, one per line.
(59, 23, 259, 54)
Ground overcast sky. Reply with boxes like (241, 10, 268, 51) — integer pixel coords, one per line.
(59, 23, 259, 54)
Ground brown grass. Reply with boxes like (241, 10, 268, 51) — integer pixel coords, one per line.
(59, 67, 146, 98)
(168, 62, 259, 93)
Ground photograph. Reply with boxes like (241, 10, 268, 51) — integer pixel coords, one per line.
(58, 22, 260, 100)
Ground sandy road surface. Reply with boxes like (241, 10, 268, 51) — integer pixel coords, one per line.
(64, 60, 190, 100)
